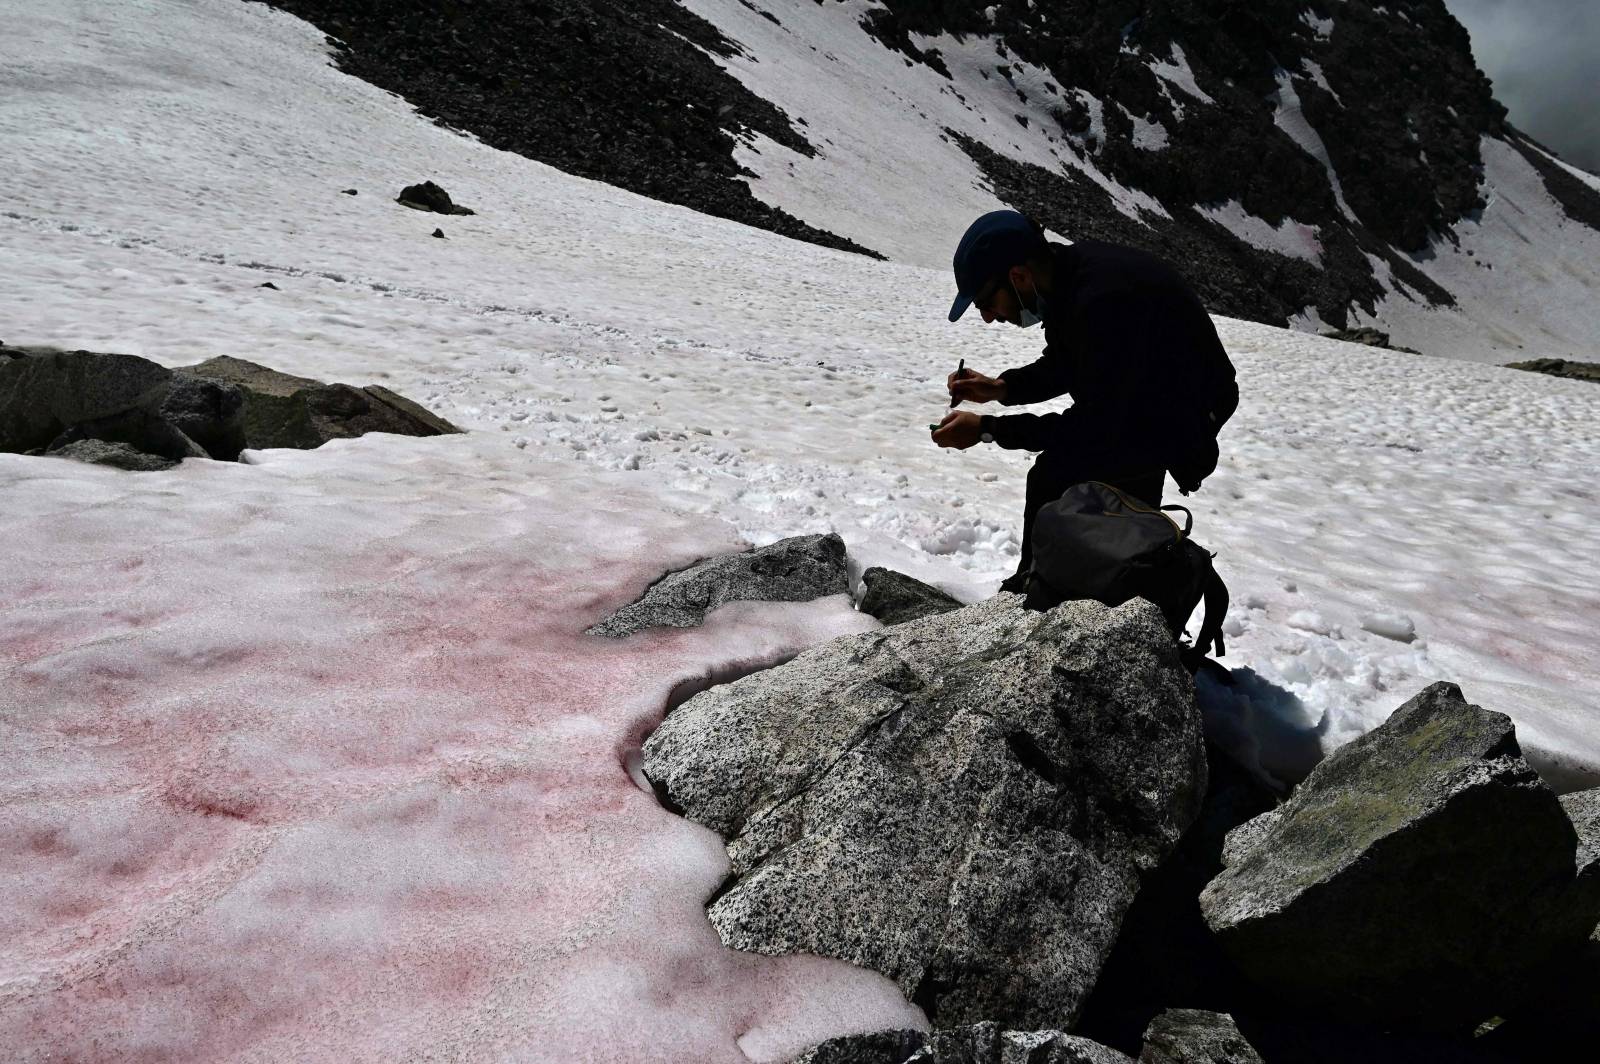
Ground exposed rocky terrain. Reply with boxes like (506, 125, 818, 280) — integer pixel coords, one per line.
(263, 0, 1600, 338)
(265, 0, 881, 257)
(857, 566, 965, 627)
(1506, 357, 1600, 384)
(0, 345, 458, 469)
(1201, 681, 1600, 1029)
(645, 593, 1207, 1029)
(587, 532, 851, 638)
(596, 535, 1600, 1060)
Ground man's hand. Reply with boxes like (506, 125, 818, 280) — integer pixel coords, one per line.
(947, 367, 1007, 406)
(931, 410, 983, 449)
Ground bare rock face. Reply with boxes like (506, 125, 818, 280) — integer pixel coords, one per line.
(1506, 357, 1600, 384)
(1200, 682, 1600, 1029)
(157, 372, 247, 461)
(47, 438, 178, 472)
(858, 566, 964, 626)
(1562, 787, 1600, 882)
(0, 348, 175, 454)
(644, 595, 1205, 1029)
(3, 348, 458, 467)
(396, 179, 475, 215)
(1318, 328, 1420, 354)
(1138, 1010, 1263, 1064)
(0, 348, 245, 464)
(793, 1023, 1133, 1064)
(178, 356, 459, 451)
(586, 533, 850, 638)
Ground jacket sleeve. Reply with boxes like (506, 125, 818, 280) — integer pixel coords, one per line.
(984, 293, 1156, 456)
(981, 409, 1071, 453)
(997, 344, 1073, 406)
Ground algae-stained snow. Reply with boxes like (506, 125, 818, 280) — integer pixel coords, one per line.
(2, 0, 1600, 1057)
(0, 437, 920, 1061)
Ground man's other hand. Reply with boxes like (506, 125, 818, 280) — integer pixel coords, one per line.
(947, 367, 1007, 405)
(932, 410, 983, 449)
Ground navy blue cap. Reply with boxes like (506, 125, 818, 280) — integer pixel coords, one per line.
(948, 210, 1047, 322)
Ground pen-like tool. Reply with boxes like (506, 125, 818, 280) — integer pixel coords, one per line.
(950, 358, 966, 408)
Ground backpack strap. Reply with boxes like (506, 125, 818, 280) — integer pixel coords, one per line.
(1160, 503, 1194, 536)
(1181, 565, 1231, 673)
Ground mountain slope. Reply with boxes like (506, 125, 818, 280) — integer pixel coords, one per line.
(4, 1, 1600, 1055)
(272, 0, 1600, 361)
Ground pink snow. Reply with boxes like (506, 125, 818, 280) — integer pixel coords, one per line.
(0, 435, 925, 1062)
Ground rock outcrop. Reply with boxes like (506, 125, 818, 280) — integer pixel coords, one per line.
(1, 347, 240, 464)
(47, 438, 178, 472)
(644, 595, 1205, 1028)
(858, 566, 964, 626)
(1, 348, 182, 454)
(155, 372, 248, 461)
(794, 1023, 1133, 1064)
(1506, 357, 1600, 384)
(586, 533, 849, 638)
(1073, 743, 1277, 1051)
(1138, 1010, 1262, 1064)
(178, 356, 459, 451)
(1, 348, 459, 470)
(1200, 681, 1600, 1029)
(1562, 787, 1600, 881)
(395, 180, 475, 215)
(1318, 328, 1420, 355)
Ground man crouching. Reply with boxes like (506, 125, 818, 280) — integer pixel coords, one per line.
(933, 211, 1238, 593)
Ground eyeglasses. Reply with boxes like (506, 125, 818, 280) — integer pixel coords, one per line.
(973, 276, 1008, 315)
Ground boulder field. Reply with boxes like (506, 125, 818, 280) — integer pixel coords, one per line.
(597, 536, 1600, 1061)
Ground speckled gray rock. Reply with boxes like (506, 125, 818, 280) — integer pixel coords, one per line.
(644, 595, 1204, 1028)
(1138, 1010, 1262, 1064)
(792, 1029, 928, 1064)
(858, 566, 964, 626)
(1561, 788, 1600, 884)
(1200, 681, 1600, 1028)
(47, 438, 178, 472)
(793, 1023, 1133, 1064)
(587, 533, 850, 638)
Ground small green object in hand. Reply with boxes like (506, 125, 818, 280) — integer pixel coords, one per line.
(929, 423, 941, 431)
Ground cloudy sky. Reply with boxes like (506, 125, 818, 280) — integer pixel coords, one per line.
(1443, 0, 1600, 171)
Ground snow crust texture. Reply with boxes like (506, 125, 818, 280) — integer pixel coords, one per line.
(0, 437, 923, 1061)
(3, 0, 1598, 789)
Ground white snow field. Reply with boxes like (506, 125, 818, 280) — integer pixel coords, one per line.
(2, 0, 1599, 1058)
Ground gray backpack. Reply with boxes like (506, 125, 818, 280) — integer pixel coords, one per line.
(1023, 481, 1228, 671)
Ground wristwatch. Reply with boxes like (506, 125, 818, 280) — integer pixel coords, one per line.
(978, 415, 995, 445)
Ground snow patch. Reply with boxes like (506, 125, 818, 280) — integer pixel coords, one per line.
(1300, 10, 1335, 39)
(1270, 68, 1357, 220)
(1129, 109, 1171, 152)
(1148, 42, 1215, 106)
(1197, 199, 1324, 263)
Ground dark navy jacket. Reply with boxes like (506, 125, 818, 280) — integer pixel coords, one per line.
(983, 240, 1237, 491)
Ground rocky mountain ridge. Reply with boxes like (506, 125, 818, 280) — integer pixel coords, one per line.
(266, 0, 1600, 356)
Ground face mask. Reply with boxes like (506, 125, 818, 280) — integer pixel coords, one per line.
(1013, 280, 1045, 328)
